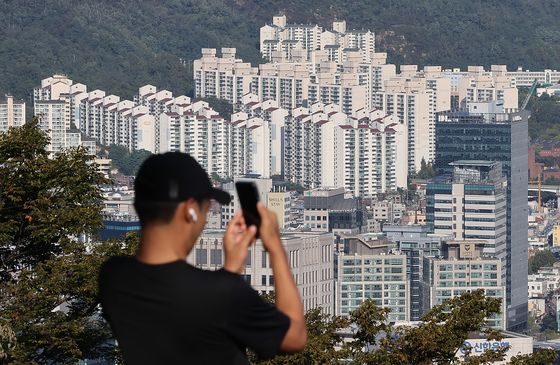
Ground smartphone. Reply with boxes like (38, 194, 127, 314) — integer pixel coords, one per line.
(235, 181, 261, 237)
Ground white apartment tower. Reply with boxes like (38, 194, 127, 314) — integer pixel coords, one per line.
(0, 95, 26, 132)
(458, 66, 518, 112)
(260, 15, 375, 63)
(159, 101, 230, 178)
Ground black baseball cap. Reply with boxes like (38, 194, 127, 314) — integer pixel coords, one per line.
(134, 152, 231, 205)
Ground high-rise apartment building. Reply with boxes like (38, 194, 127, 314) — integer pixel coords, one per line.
(375, 68, 451, 170)
(423, 240, 506, 329)
(34, 76, 229, 161)
(458, 66, 518, 112)
(34, 100, 69, 154)
(0, 95, 26, 132)
(232, 95, 288, 177)
(188, 229, 335, 315)
(260, 15, 374, 63)
(194, 48, 371, 114)
(282, 103, 407, 194)
(435, 104, 529, 330)
(159, 101, 230, 178)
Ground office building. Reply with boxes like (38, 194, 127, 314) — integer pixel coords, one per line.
(427, 161, 507, 259)
(508, 67, 560, 87)
(383, 225, 450, 320)
(0, 95, 26, 132)
(188, 230, 335, 314)
(336, 235, 409, 321)
(423, 240, 506, 329)
(435, 105, 529, 330)
(303, 187, 365, 235)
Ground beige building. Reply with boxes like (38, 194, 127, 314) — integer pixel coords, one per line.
(260, 15, 375, 63)
(267, 188, 291, 229)
(455, 66, 518, 112)
(424, 240, 506, 329)
(0, 95, 26, 132)
(188, 229, 335, 314)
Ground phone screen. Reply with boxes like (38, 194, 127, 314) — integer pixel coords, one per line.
(235, 182, 261, 236)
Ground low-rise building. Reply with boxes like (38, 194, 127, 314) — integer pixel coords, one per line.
(188, 230, 335, 315)
(423, 240, 506, 329)
(336, 235, 409, 321)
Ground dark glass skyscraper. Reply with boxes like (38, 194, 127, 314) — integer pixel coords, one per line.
(434, 108, 529, 331)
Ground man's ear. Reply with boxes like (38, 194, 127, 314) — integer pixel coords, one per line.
(182, 199, 199, 223)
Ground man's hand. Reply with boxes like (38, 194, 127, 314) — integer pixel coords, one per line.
(223, 211, 257, 273)
(256, 202, 283, 256)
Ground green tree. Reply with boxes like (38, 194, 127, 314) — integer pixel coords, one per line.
(528, 250, 557, 274)
(197, 97, 234, 121)
(251, 308, 349, 364)
(0, 120, 138, 363)
(106, 144, 152, 176)
(250, 290, 558, 365)
(415, 158, 436, 180)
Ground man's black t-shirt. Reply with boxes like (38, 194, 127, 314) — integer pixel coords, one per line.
(99, 257, 290, 364)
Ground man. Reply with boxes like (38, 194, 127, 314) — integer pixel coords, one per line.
(99, 152, 307, 364)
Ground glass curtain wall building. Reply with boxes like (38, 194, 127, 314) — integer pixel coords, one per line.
(434, 108, 529, 331)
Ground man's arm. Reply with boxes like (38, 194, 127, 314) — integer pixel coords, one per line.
(256, 203, 307, 352)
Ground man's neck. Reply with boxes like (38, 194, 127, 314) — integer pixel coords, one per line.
(135, 225, 195, 264)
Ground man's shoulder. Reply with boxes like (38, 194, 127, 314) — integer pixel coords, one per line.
(100, 256, 133, 275)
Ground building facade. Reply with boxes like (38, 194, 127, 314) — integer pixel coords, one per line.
(383, 225, 450, 320)
(336, 237, 409, 321)
(0, 95, 26, 132)
(187, 230, 335, 315)
(434, 106, 529, 330)
(423, 240, 506, 329)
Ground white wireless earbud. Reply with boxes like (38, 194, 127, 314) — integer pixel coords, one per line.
(188, 208, 198, 222)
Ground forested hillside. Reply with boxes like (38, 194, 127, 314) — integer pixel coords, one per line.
(1, 0, 560, 102)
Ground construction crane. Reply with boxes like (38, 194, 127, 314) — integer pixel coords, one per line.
(521, 78, 539, 110)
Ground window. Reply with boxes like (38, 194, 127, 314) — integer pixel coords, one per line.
(262, 251, 267, 268)
(245, 249, 252, 267)
(210, 249, 222, 265)
(195, 248, 207, 265)
(262, 275, 267, 286)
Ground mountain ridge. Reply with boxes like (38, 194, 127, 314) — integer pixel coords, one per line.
(1, 0, 559, 102)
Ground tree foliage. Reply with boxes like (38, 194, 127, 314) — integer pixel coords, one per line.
(528, 250, 557, 274)
(252, 290, 557, 365)
(415, 158, 436, 180)
(0, 121, 139, 363)
(104, 144, 152, 176)
(528, 94, 560, 143)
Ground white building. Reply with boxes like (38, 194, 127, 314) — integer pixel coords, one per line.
(260, 15, 374, 63)
(159, 102, 230, 178)
(424, 240, 506, 329)
(187, 229, 335, 314)
(0, 95, 26, 132)
(34, 76, 231, 162)
(282, 103, 407, 195)
(336, 237, 409, 321)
